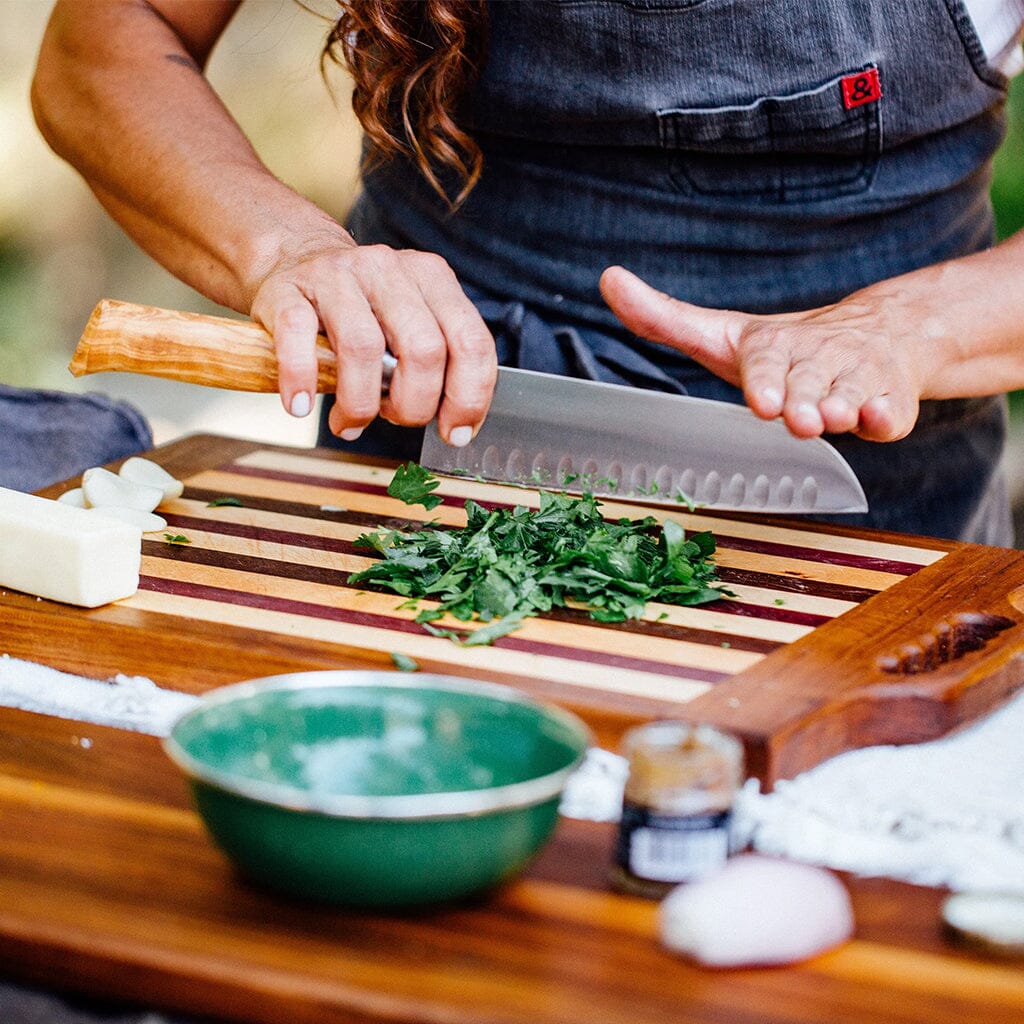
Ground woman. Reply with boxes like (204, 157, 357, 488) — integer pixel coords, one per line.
(31, 0, 1024, 541)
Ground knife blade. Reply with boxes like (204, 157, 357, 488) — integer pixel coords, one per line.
(418, 365, 867, 513)
(71, 299, 867, 514)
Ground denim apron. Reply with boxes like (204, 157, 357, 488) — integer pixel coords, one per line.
(334, 0, 1015, 544)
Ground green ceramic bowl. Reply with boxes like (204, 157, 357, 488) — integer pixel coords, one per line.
(164, 671, 591, 907)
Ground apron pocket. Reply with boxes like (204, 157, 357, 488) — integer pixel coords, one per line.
(658, 65, 882, 203)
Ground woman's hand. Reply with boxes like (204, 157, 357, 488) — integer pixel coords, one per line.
(600, 265, 929, 441)
(249, 234, 497, 445)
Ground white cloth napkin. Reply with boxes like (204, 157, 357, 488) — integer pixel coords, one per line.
(0, 653, 199, 737)
(4, 651, 1023, 893)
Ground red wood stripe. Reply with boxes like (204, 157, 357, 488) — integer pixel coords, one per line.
(163, 512, 366, 556)
(710, 600, 830, 629)
(715, 567, 876, 604)
(180, 488, 414, 531)
(142, 543, 783, 655)
(709, 533, 923, 576)
(136, 574, 732, 684)
(219, 463, 470, 510)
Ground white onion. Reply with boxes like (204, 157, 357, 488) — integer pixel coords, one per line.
(659, 854, 854, 967)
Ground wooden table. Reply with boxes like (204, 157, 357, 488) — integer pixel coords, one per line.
(2, 435, 1024, 1024)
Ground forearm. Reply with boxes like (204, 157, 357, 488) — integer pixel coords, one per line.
(31, 0, 350, 314)
(864, 229, 1024, 401)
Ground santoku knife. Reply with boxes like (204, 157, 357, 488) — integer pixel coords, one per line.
(70, 299, 868, 514)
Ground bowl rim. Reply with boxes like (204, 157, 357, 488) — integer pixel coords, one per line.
(163, 671, 592, 820)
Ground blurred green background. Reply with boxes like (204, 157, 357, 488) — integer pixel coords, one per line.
(2, 2, 1023, 540)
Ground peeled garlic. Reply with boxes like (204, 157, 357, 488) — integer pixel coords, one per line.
(119, 456, 184, 501)
(57, 487, 88, 508)
(83, 466, 163, 513)
(659, 854, 854, 967)
(88, 505, 167, 534)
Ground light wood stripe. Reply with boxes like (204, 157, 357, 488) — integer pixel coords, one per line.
(185, 469, 438, 524)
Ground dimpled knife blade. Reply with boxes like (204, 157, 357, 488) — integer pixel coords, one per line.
(419, 367, 868, 514)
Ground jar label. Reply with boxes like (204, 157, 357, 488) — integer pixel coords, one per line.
(615, 801, 732, 883)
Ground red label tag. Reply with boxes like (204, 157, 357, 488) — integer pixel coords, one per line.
(841, 68, 882, 109)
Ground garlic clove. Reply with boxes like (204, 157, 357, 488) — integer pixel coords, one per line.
(87, 505, 168, 534)
(57, 487, 88, 508)
(118, 456, 184, 501)
(86, 505, 167, 536)
(659, 854, 854, 968)
(83, 466, 164, 513)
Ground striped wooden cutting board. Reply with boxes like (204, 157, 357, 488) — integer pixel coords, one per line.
(121, 445, 997, 768)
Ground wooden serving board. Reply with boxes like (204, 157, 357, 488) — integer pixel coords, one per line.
(20, 433, 1024, 786)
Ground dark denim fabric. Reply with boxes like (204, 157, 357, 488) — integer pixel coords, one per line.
(0, 385, 152, 493)
(328, 1, 1015, 544)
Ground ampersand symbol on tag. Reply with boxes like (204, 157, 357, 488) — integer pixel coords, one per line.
(841, 67, 882, 110)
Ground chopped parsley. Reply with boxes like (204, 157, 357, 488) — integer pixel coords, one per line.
(389, 651, 420, 672)
(350, 464, 728, 645)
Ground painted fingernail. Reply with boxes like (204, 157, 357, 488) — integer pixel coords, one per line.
(289, 392, 311, 418)
(449, 425, 473, 448)
(340, 427, 363, 441)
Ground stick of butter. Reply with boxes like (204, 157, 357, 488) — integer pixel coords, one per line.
(0, 486, 141, 607)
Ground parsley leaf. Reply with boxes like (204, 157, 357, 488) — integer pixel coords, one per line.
(350, 466, 729, 645)
(387, 461, 442, 510)
(389, 651, 420, 672)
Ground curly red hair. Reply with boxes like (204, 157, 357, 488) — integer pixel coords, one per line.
(324, 1, 488, 208)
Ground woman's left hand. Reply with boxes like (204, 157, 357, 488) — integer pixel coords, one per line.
(600, 264, 929, 441)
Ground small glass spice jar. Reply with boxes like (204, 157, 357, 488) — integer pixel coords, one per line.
(610, 720, 744, 899)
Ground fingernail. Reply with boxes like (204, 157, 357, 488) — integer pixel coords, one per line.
(761, 387, 784, 410)
(340, 426, 363, 442)
(449, 425, 473, 448)
(289, 392, 311, 418)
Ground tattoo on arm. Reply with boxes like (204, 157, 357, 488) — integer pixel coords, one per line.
(164, 52, 199, 72)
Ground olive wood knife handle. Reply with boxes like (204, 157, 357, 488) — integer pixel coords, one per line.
(70, 299, 397, 393)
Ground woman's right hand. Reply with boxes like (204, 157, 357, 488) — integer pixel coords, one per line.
(249, 232, 498, 447)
